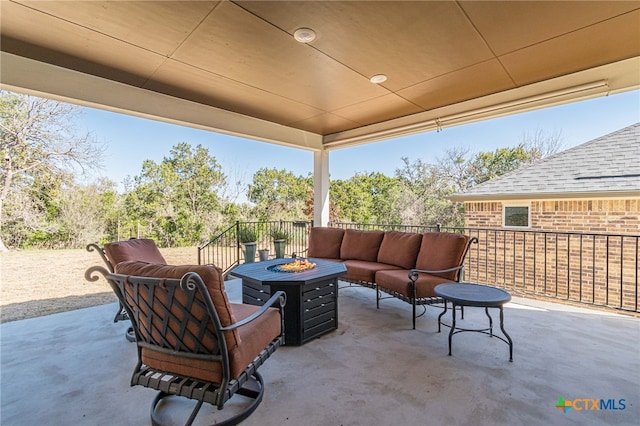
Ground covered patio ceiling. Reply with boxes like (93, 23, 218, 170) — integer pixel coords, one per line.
(1, 1, 639, 152)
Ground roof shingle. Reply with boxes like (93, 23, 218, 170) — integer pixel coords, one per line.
(450, 123, 640, 201)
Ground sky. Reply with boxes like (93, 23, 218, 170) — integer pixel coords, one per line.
(80, 89, 640, 194)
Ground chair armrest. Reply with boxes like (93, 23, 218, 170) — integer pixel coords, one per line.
(221, 291, 287, 331)
(86, 243, 115, 273)
(84, 265, 111, 282)
(409, 265, 465, 282)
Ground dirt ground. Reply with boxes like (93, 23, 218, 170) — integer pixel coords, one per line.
(0, 246, 198, 323)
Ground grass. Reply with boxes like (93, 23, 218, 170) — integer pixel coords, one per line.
(0, 246, 198, 323)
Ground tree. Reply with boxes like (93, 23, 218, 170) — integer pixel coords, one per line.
(248, 168, 312, 221)
(466, 129, 563, 186)
(330, 172, 401, 224)
(394, 158, 463, 227)
(467, 145, 534, 185)
(403, 129, 564, 227)
(0, 91, 104, 251)
(125, 143, 226, 246)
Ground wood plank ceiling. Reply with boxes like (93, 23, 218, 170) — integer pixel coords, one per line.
(1, 1, 639, 148)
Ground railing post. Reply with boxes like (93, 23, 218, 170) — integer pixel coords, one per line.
(436, 223, 441, 232)
(236, 220, 240, 263)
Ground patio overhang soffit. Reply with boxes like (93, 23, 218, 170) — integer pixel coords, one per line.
(1, 1, 639, 152)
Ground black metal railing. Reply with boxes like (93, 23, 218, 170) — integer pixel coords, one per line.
(198, 220, 312, 276)
(460, 228, 639, 313)
(199, 221, 639, 313)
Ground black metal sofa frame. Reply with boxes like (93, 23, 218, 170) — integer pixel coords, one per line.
(298, 227, 477, 329)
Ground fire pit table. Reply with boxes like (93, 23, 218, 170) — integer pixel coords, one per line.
(231, 258, 347, 346)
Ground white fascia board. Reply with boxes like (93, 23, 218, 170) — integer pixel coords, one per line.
(0, 52, 323, 152)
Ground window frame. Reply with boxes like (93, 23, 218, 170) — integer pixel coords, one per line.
(502, 203, 531, 229)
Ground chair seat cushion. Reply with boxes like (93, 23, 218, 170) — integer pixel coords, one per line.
(375, 269, 451, 299)
(343, 260, 401, 283)
(141, 303, 282, 382)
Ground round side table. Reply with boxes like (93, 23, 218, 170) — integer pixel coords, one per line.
(434, 283, 513, 361)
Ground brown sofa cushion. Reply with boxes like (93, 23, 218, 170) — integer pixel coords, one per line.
(415, 233, 471, 280)
(104, 238, 167, 267)
(307, 227, 345, 259)
(140, 303, 281, 382)
(340, 229, 385, 262)
(377, 231, 423, 269)
(375, 269, 450, 299)
(113, 261, 240, 349)
(343, 260, 401, 283)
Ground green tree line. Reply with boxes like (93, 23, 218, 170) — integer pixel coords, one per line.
(0, 91, 560, 250)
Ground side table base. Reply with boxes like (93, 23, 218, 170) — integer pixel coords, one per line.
(438, 301, 513, 362)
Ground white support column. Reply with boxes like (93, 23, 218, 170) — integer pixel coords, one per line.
(313, 149, 330, 226)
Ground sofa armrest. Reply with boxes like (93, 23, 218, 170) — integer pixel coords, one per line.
(409, 265, 465, 282)
(220, 291, 287, 331)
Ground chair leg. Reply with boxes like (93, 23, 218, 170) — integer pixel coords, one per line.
(412, 299, 416, 330)
(149, 372, 265, 426)
(150, 391, 204, 426)
(113, 303, 129, 322)
(125, 326, 136, 342)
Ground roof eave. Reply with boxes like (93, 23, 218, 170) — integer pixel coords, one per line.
(448, 190, 640, 202)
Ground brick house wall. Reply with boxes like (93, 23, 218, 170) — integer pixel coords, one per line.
(462, 199, 639, 311)
(465, 199, 640, 233)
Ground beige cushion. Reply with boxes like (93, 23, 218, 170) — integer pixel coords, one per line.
(104, 239, 166, 267)
(377, 231, 423, 269)
(415, 233, 471, 280)
(307, 227, 345, 259)
(340, 229, 385, 262)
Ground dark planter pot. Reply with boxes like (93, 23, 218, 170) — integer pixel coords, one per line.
(242, 242, 257, 263)
(273, 240, 287, 259)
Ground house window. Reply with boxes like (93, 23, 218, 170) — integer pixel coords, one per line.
(503, 205, 530, 228)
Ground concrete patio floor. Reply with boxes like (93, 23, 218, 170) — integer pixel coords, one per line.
(1, 280, 638, 426)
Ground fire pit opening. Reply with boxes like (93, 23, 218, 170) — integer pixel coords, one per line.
(267, 259, 316, 273)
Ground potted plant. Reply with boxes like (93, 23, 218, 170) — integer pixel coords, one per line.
(270, 228, 291, 259)
(258, 248, 270, 261)
(238, 227, 258, 263)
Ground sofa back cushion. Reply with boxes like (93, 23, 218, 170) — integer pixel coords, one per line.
(113, 260, 240, 349)
(307, 227, 345, 259)
(377, 231, 423, 269)
(104, 238, 167, 267)
(340, 229, 385, 262)
(415, 232, 471, 280)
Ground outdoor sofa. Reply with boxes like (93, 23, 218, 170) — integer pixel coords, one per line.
(302, 227, 477, 328)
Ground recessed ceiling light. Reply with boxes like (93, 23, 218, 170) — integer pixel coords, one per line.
(370, 74, 387, 84)
(294, 28, 316, 43)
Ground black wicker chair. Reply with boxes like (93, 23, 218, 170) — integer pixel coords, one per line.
(87, 262, 285, 426)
